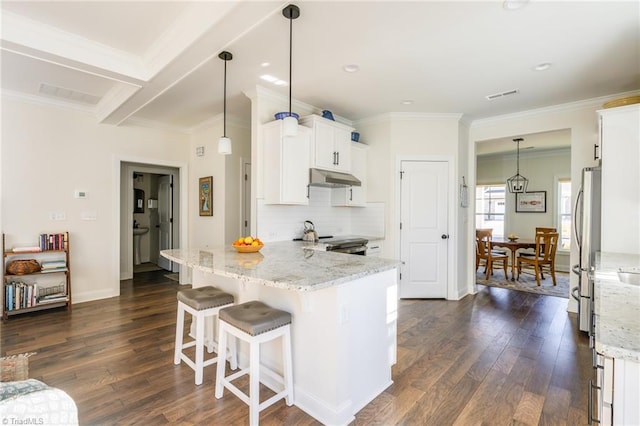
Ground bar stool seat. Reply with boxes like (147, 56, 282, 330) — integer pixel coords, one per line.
(215, 301, 293, 425)
(174, 286, 236, 385)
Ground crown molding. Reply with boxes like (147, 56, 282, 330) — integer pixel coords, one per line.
(470, 90, 640, 128)
(1, 11, 145, 81)
(1, 88, 96, 115)
(187, 113, 250, 134)
(356, 111, 463, 127)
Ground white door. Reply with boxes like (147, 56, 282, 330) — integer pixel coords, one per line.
(157, 175, 173, 271)
(400, 160, 449, 298)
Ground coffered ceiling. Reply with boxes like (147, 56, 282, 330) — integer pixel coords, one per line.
(1, 1, 638, 133)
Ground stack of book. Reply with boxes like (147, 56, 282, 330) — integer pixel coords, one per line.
(40, 260, 67, 273)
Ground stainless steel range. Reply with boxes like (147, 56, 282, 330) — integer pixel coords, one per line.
(323, 237, 368, 255)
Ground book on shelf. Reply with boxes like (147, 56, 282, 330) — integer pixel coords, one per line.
(39, 233, 68, 251)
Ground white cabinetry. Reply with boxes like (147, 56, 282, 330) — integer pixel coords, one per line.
(332, 142, 368, 206)
(300, 115, 353, 173)
(593, 352, 640, 425)
(262, 120, 310, 205)
(599, 104, 640, 254)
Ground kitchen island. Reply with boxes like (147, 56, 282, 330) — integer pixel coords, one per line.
(161, 242, 399, 426)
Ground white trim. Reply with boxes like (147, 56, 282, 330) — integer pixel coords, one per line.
(1, 88, 96, 115)
(2, 11, 146, 80)
(356, 112, 463, 127)
(470, 90, 640, 128)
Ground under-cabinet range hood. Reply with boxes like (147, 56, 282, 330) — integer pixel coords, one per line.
(309, 168, 361, 187)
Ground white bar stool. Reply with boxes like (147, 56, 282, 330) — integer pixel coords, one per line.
(214, 301, 293, 425)
(174, 286, 236, 385)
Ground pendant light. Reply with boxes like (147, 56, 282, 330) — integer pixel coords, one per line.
(218, 51, 233, 155)
(506, 137, 529, 193)
(282, 4, 300, 137)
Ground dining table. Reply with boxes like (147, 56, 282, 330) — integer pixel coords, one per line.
(490, 238, 537, 280)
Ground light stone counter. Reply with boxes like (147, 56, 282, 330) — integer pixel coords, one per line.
(161, 240, 399, 292)
(595, 252, 640, 361)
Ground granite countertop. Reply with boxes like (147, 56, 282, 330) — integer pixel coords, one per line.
(161, 241, 399, 292)
(594, 252, 640, 362)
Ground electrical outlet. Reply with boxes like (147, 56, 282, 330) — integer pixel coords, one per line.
(49, 211, 66, 221)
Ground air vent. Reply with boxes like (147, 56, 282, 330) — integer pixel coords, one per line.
(39, 83, 101, 105)
(485, 89, 519, 101)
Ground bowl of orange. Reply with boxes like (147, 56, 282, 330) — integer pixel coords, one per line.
(232, 236, 264, 253)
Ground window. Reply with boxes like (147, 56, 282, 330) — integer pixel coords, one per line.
(475, 184, 505, 238)
(557, 179, 572, 250)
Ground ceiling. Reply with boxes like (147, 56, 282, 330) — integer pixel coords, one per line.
(1, 1, 638, 135)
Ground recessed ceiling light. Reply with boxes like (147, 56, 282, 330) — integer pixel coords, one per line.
(533, 62, 552, 71)
(261, 62, 270, 67)
(343, 64, 360, 73)
(401, 100, 414, 105)
(503, 0, 529, 11)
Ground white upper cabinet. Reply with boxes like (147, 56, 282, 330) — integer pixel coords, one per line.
(332, 142, 368, 207)
(262, 120, 310, 205)
(599, 104, 640, 254)
(300, 115, 353, 173)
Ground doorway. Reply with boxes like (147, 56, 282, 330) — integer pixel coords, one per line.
(120, 162, 181, 281)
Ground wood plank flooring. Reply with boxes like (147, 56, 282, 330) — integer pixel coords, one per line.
(1, 271, 591, 425)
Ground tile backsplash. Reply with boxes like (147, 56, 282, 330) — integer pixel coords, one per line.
(257, 186, 385, 242)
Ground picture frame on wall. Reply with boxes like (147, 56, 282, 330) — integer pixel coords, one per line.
(516, 191, 546, 213)
(199, 176, 213, 216)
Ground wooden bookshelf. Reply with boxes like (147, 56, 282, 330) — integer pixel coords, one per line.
(2, 232, 71, 320)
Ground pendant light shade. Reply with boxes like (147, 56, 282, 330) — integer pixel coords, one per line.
(218, 51, 233, 155)
(282, 4, 300, 136)
(506, 137, 529, 193)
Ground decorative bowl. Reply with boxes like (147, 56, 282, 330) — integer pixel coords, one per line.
(508, 237, 519, 242)
(274, 112, 299, 120)
(233, 243, 264, 253)
(321, 110, 334, 121)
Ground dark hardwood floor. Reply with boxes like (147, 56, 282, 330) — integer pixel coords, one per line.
(1, 271, 591, 425)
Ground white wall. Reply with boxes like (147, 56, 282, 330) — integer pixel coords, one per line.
(189, 116, 251, 247)
(1, 96, 190, 303)
(357, 113, 466, 298)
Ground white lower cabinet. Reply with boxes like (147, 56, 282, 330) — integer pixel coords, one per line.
(262, 120, 310, 205)
(593, 352, 640, 425)
(331, 142, 368, 207)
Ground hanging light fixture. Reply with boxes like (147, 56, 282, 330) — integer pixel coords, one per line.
(218, 51, 233, 155)
(506, 137, 529, 193)
(282, 4, 300, 136)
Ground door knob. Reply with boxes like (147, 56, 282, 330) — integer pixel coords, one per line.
(441, 234, 449, 239)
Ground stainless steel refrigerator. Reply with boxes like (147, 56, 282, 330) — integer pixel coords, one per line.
(572, 166, 601, 333)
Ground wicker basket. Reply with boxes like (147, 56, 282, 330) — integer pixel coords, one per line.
(6, 259, 41, 275)
(0, 352, 36, 381)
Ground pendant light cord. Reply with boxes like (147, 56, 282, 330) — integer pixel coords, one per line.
(288, 14, 293, 115)
(223, 58, 227, 137)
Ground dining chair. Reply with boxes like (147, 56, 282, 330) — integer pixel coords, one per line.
(476, 232, 509, 280)
(475, 229, 507, 272)
(516, 232, 559, 286)
(519, 227, 557, 277)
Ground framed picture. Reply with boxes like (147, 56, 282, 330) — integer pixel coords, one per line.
(199, 176, 213, 216)
(516, 191, 546, 213)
